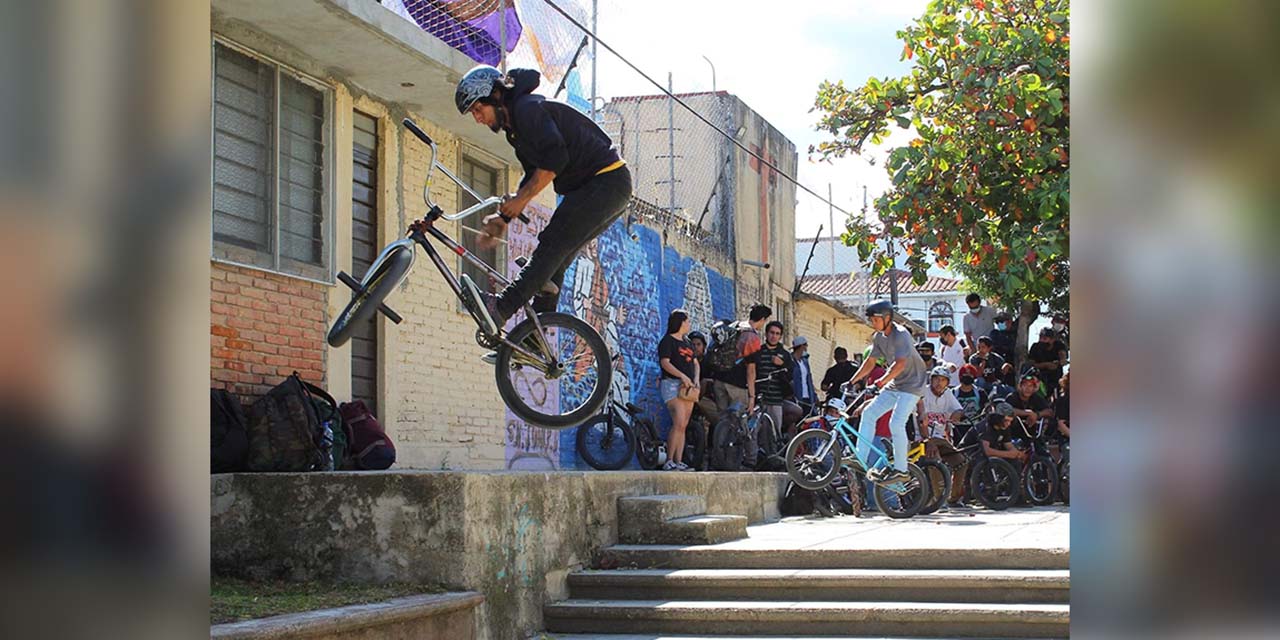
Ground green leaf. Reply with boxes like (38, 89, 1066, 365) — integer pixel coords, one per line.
(894, 115, 912, 128)
(1049, 12, 1067, 24)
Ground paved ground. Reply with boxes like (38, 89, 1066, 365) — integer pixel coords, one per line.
(712, 505, 1069, 552)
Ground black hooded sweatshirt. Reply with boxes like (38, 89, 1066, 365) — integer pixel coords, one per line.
(502, 68, 622, 195)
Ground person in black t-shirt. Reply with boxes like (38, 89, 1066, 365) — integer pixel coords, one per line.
(1027, 327, 1068, 397)
(688, 331, 719, 421)
(657, 309, 700, 471)
(1006, 373, 1053, 442)
(1054, 371, 1070, 440)
(968, 337, 1011, 391)
(820, 347, 858, 401)
(981, 404, 1028, 464)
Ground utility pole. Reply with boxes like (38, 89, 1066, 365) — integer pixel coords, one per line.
(668, 72, 675, 222)
(590, 0, 598, 122)
(868, 184, 899, 306)
(498, 0, 507, 73)
(828, 183, 835, 278)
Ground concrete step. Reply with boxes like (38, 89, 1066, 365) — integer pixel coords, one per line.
(597, 546, 1069, 571)
(543, 600, 1070, 638)
(541, 635, 1067, 640)
(568, 568, 1069, 604)
(618, 495, 706, 524)
(212, 591, 482, 639)
(637, 515, 748, 546)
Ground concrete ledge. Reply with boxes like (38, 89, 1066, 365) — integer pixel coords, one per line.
(210, 591, 481, 639)
(598, 545, 1070, 570)
(212, 471, 786, 639)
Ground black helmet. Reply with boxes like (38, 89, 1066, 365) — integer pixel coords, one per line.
(688, 331, 706, 343)
(455, 65, 504, 115)
(865, 299, 894, 319)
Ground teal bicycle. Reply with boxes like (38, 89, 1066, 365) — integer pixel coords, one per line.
(784, 388, 929, 519)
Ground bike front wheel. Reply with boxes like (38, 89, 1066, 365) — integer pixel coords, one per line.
(871, 463, 929, 519)
(970, 457, 1022, 510)
(495, 312, 612, 429)
(784, 428, 842, 491)
(1024, 455, 1060, 506)
(327, 244, 413, 348)
(575, 413, 636, 470)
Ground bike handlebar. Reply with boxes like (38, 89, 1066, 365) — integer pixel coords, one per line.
(402, 118, 435, 146)
(402, 118, 531, 225)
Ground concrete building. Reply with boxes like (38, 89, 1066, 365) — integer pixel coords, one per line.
(601, 91, 798, 327)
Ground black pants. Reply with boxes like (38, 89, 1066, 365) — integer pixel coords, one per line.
(496, 166, 633, 318)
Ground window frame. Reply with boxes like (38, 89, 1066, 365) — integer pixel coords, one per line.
(928, 300, 955, 333)
(455, 145, 507, 312)
(210, 37, 336, 285)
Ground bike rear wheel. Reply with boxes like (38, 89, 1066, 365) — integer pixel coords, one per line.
(575, 414, 636, 470)
(1024, 455, 1060, 506)
(784, 428, 842, 490)
(327, 244, 413, 348)
(1058, 459, 1070, 504)
(970, 457, 1022, 510)
(871, 463, 929, 519)
(495, 312, 612, 429)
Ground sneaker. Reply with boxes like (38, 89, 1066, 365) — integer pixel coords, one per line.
(461, 274, 506, 335)
(674, 461, 692, 471)
(480, 351, 498, 365)
(873, 468, 912, 485)
(662, 460, 680, 471)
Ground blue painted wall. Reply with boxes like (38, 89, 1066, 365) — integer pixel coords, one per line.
(549, 220, 736, 469)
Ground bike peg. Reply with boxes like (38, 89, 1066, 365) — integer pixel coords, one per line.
(337, 271, 404, 324)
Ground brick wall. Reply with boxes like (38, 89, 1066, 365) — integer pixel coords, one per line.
(211, 262, 327, 400)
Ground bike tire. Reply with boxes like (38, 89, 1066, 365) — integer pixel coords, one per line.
(633, 419, 664, 470)
(784, 428, 842, 491)
(494, 312, 612, 429)
(916, 458, 952, 515)
(327, 245, 413, 348)
(709, 414, 746, 472)
(683, 414, 708, 471)
(575, 414, 636, 471)
(813, 486, 841, 518)
(969, 457, 1022, 511)
(1024, 455, 1060, 506)
(871, 463, 929, 519)
(1059, 459, 1070, 505)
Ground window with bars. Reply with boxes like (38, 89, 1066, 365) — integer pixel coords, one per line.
(212, 41, 331, 281)
(457, 154, 504, 290)
(929, 301, 955, 333)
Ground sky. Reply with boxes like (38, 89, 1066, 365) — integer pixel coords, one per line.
(586, 0, 932, 242)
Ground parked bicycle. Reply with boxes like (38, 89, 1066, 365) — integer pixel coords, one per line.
(1013, 416, 1061, 506)
(708, 369, 786, 471)
(784, 387, 929, 519)
(576, 382, 705, 471)
(327, 119, 612, 429)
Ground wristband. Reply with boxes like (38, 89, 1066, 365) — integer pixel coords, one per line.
(499, 211, 514, 223)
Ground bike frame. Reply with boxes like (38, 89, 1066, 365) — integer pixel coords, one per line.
(374, 119, 566, 372)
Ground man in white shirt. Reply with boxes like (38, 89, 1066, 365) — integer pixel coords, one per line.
(962, 293, 998, 350)
(937, 324, 969, 386)
(918, 365, 968, 505)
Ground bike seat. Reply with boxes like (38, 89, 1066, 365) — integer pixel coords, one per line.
(624, 402, 643, 415)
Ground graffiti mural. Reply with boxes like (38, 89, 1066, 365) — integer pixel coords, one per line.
(498, 201, 737, 470)
(503, 202, 560, 470)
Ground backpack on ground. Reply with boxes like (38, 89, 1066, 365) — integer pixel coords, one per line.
(211, 388, 249, 473)
(706, 320, 749, 373)
(781, 481, 819, 516)
(340, 400, 396, 470)
(303, 381, 345, 471)
(246, 373, 329, 472)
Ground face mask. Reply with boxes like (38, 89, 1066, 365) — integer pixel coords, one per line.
(995, 322, 1007, 330)
(1053, 323, 1065, 331)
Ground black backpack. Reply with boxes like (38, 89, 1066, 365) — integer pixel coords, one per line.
(709, 405, 754, 471)
(706, 320, 749, 374)
(781, 481, 819, 516)
(246, 373, 334, 472)
(211, 388, 248, 473)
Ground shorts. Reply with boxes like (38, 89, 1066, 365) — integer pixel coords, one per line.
(660, 378, 684, 403)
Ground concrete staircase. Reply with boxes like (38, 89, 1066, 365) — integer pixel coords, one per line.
(542, 516, 1069, 639)
(616, 495, 748, 546)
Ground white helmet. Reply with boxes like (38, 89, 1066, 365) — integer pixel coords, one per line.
(826, 397, 847, 413)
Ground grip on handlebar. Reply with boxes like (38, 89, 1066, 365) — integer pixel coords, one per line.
(516, 212, 530, 224)
(402, 118, 434, 146)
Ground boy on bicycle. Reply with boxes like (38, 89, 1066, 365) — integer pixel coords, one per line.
(453, 65, 633, 346)
(844, 300, 929, 484)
